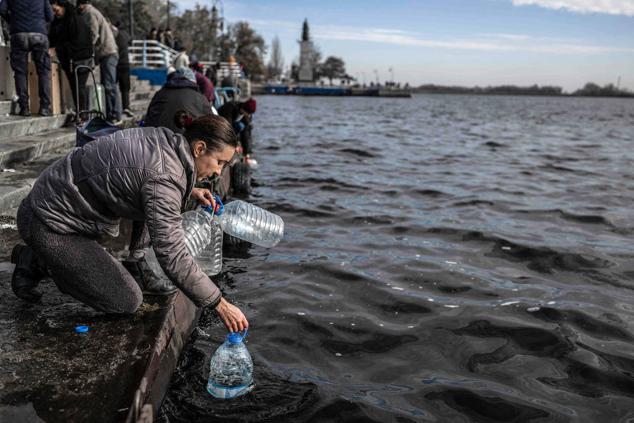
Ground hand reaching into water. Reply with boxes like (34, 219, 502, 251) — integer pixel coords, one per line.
(215, 297, 249, 333)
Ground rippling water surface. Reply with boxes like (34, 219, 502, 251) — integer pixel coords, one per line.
(160, 95, 634, 422)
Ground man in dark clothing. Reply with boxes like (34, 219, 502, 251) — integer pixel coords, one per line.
(0, 0, 53, 116)
(145, 67, 212, 133)
(218, 98, 256, 160)
(113, 22, 132, 117)
(49, 0, 93, 113)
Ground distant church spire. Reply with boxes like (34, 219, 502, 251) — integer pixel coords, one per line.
(302, 19, 310, 42)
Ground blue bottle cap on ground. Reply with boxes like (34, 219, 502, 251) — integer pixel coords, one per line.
(75, 325, 89, 333)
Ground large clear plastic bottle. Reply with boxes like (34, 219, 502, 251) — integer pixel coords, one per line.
(217, 200, 284, 248)
(145, 206, 224, 277)
(182, 207, 223, 275)
(207, 331, 254, 399)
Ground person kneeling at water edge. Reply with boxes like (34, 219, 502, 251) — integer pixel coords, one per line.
(10, 115, 248, 332)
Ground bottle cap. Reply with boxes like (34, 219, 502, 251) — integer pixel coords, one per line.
(213, 194, 225, 216)
(226, 329, 248, 344)
(75, 325, 89, 333)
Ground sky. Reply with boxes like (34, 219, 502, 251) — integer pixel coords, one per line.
(175, 0, 634, 91)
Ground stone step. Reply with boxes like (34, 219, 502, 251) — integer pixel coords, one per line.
(0, 101, 11, 116)
(0, 97, 152, 209)
(0, 127, 75, 169)
(130, 84, 154, 95)
(0, 114, 67, 139)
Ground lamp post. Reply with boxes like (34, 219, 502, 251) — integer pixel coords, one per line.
(166, 0, 170, 29)
(128, 0, 134, 39)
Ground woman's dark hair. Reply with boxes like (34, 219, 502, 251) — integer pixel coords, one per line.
(175, 112, 237, 152)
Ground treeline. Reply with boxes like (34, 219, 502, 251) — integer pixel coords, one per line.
(572, 83, 633, 98)
(414, 83, 633, 97)
(89, 0, 267, 80)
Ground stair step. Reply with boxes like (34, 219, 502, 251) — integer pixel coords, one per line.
(0, 115, 67, 139)
(0, 127, 75, 169)
(0, 101, 11, 116)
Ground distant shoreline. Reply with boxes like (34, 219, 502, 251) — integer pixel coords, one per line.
(412, 83, 633, 98)
(411, 91, 634, 98)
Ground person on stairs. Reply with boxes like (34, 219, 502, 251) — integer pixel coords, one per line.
(0, 0, 53, 116)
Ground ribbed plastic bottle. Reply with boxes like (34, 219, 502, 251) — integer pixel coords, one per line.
(216, 199, 284, 248)
(145, 205, 224, 277)
(207, 330, 255, 399)
(182, 206, 223, 275)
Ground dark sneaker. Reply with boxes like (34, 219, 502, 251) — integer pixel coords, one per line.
(122, 258, 177, 295)
(18, 107, 31, 117)
(38, 107, 52, 117)
(123, 108, 134, 118)
(10, 244, 43, 303)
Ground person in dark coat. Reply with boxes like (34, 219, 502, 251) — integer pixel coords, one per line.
(0, 0, 53, 116)
(145, 68, 212, 133)
(218, 98, 256, 161)
(49, 0, 93, 113)
(10, 116, 248, 333)
(113, 22, 132, 117)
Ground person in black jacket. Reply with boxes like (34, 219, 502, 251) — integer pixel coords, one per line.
(49, 0, 93, 113)
(0, 0, 53, 116)
(218, 98, 256, 163)
(113, 22, 132, 117)
(145, 67, 212, 132)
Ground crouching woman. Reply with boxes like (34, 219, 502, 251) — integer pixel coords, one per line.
(11, 115, 247, 333)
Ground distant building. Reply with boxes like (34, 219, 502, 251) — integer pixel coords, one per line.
(298, 19, 314, 82)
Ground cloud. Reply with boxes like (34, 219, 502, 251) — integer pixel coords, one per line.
(510, 0, 634, 16)
(237, 18, 634, 54)
(311, 25, 634, 54)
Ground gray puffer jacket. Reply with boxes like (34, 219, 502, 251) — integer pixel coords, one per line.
(29, 127, 221, 308)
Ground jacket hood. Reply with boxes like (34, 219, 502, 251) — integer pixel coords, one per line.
(165, 76, 199, 90)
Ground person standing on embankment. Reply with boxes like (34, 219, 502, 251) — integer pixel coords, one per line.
(10, 115, 249, 333)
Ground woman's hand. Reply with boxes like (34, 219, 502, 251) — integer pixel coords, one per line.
(215, 297, 249, 333)
(190, 187, 215, 208)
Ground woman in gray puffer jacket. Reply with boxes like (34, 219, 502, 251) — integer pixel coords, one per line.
(11, 115, 248, 333)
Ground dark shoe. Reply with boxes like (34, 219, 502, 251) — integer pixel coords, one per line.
(38, 107, 52, 117)
(123, 108, 134, 118)
(123, 257, 177, 295)
(10, 244, 43, 302)
(18, 107, 31, 117)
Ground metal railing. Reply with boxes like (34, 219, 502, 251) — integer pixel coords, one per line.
(129, 39, 177, 68)
(129, 40, 244, 81)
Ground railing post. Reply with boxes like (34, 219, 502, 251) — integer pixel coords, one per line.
(142, 40, 147, 68)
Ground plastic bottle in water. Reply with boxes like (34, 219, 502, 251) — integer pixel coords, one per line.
(216, 199, 284, 248)
(207, 330, 254, 399)
(145, 205, 223, 277)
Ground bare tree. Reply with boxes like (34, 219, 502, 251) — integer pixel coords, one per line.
(267, 36, 284, 80)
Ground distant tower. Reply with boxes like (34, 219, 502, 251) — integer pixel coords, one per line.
(209, 1, 223, 61)
(298, 19, 314, 82)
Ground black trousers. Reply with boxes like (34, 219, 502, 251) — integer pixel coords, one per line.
(16, 196, 142, 314)
(9, 32, 51, 110)
(117, 64, 131, 111)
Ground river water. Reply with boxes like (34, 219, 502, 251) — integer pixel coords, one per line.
(159, 95, 634, 422)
